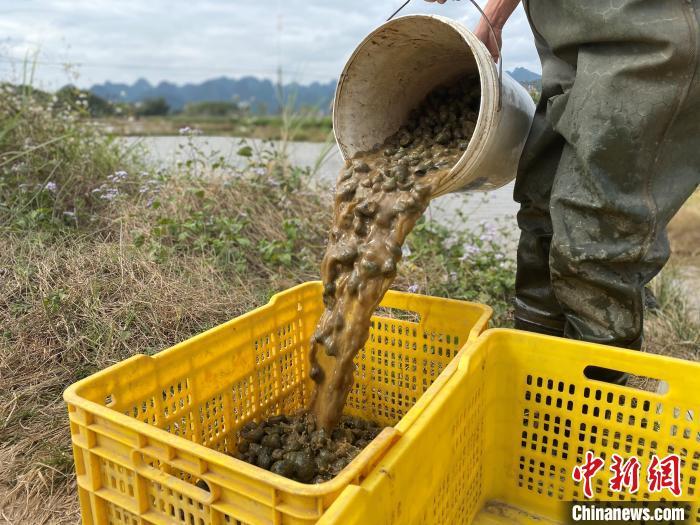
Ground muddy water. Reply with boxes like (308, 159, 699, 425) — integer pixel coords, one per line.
(310, 76, 481, 431)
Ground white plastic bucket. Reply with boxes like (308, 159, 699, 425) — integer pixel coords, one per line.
(332, 14, 536, 198)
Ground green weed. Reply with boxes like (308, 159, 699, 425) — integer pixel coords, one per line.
(403, 211, 516, 326)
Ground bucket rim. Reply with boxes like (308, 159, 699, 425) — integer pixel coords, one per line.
(331, 14, 500, 197)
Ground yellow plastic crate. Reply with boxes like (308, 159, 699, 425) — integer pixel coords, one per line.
(320, 328, 700, 524)
(64, 281, 491, 525)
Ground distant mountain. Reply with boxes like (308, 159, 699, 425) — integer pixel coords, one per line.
(508, 67, 541, 83)
(89, 76, 337, 114)
(89, 69, 542, 115)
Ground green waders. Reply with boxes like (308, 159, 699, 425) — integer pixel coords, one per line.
(515, 0, 700, 381)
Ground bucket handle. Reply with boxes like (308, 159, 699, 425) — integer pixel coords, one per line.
(387, 0, 503, 110)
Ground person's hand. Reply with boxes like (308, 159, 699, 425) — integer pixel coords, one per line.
(474, 17, 502, 61)
(424, 0, 518, 62)
(471, 0, 520, 62)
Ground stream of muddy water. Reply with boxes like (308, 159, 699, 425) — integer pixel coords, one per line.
(310, 75, 481, 430)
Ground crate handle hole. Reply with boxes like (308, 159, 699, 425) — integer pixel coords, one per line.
(583, 366, 662, 393)
(195, 479, 210, 492)
(105, 394, 116, 406)
(373, 306, 421, 324)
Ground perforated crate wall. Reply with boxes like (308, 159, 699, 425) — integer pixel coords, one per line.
(319, 328, 700, 525)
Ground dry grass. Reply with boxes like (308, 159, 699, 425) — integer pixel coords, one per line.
(0, 146, 338, 522)
(645, 268, 700, 361)
(0, 234, 292, 523)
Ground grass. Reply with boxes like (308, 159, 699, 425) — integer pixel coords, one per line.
(0, 83, 698, 523)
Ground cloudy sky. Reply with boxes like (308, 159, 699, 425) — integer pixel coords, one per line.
(0, 0, 539, 90)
